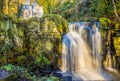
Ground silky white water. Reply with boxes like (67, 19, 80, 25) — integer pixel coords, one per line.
(60, 22, 111, 80)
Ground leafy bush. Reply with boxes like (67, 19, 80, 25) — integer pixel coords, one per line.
(34, 51, 50, 68)
(0, 64, 37, 81)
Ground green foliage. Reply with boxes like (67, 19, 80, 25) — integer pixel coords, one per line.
(100, 18, 111, 25)
(17, 56, 27, 65)
(40, 76, 60, 81)
(0, 12, 68, 75)
(89, 0, 115, 18)
(4, 64, 14, 71)
(34, 51, 50, 67)
(22, 14, 68, 69)
(37, 0, 59, 14)
(0, 64, 37, 81)
(99, 17, 111, 37)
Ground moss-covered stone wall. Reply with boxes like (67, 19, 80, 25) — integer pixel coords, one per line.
(0, 14, 68, 68)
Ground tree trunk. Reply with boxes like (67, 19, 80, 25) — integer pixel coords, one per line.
(112, 0, 120, 22)
(0, 0, 3, 12)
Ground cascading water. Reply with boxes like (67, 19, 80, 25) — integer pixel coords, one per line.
(60, 22, 112, 80)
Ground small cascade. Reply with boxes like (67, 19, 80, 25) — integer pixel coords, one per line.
(60, 22, 111, 80)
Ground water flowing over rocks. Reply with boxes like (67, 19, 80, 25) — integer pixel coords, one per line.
(60, 22, 116, 80)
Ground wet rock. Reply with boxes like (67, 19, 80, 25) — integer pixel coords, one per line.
(62, 75, 72, 81)
(39, 67, 53, 76)
(51, 71, 73, 81)
(0, 70, 9, 80)
(51, 71, 63, 78)
(18, 78, 32, 81)
(51, 71, 83, 81)
(0, 70, 15, 81)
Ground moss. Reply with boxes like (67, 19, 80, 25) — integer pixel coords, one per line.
(113, 37, 120, 56)
(17, 56, 27, 65)
(115, 23, 120, 30)
(0, 12, 68, 70)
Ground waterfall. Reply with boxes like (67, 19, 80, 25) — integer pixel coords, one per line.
(60, 22, 111, 80)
